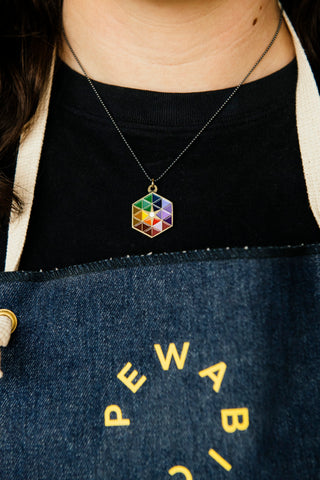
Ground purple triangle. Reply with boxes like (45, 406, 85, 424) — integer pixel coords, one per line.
(162, 199, 172, 211)
(162, 211, 171, 221)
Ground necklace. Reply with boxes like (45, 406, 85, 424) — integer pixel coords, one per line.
(63, 8, 283, 238)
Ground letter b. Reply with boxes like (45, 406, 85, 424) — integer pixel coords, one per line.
(221, 408, 249, 433)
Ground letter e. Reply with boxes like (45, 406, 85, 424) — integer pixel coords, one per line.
(117, 362, 147, 393)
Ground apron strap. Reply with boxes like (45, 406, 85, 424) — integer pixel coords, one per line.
(4, 13, 320, 271)
(4, 53, 55, 272)
(284, 10, 320, 230)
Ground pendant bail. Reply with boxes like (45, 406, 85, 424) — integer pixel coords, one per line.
(148, 179, 158, 193)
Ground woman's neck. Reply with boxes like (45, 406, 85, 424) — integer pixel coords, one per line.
(61, 0, 295, 92)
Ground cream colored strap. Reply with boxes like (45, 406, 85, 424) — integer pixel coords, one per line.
(284, 11, 320, 229)
(5, 55, 55, 272)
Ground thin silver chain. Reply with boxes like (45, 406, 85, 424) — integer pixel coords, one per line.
(62, 8, 283, 184)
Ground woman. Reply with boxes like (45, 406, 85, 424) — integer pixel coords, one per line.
(0, 1, 319, 478)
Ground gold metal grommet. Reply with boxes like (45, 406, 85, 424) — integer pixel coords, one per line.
(0, 309, 18, 333)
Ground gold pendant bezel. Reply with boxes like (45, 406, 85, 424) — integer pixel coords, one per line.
(132, 191, 173, 238)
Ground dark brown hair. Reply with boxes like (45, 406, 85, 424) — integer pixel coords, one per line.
(283, 0, 320, 81)
(0, 0, 62, 225)
(0, 0, 319, 225)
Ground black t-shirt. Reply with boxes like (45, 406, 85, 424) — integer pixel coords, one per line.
(4, 58, 320, 271)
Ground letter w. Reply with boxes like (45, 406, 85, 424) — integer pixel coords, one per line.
(154, 342, 190, 370)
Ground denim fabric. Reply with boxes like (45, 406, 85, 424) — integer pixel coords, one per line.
(0, 244, 319, 480)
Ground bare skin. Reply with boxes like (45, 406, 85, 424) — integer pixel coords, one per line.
(61, 0, 295, 92)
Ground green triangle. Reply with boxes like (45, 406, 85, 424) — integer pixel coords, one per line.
(145, 194, 153, 203)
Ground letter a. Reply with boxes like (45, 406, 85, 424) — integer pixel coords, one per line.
(168, 466, 193, 479)
(104, 405, 130, 427)
(198, 362, 227, 393)
(117, 362, 147, 393)
(221, 408, 249, 433)
(154, 342, 190, 370)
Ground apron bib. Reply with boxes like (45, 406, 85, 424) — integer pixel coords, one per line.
(1, 244, 320, 479)
(1, 8, 320, 480)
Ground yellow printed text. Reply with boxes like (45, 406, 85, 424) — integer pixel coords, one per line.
(104, 405, 130, 427)
(154, 342, 190, 370)
(168, 466, 193, 479)
(117, 362, 147, 393)
(221, 407, 249, 433)
(208, 448, 232, 471)
(198, 362, 227, 393)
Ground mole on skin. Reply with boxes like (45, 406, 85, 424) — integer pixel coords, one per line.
(254, 5, 263, 27)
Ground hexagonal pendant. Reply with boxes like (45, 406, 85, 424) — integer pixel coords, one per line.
(132, 191, 173, 238)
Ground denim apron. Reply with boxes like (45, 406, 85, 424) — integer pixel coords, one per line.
(1, 11, 320, 480)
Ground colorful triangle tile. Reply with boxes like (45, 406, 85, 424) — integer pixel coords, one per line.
(142, 200, 151, 209)
(163, 203, 172, 213)
(132, 217, 141, 226)
(161, 199, 171, 210)
(162, 222, 171, 230)
(162, 211, 171, 221)
(152, 193, 161, 203)
(133, 206, 140, 215)
(153, 222, 162, 231)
